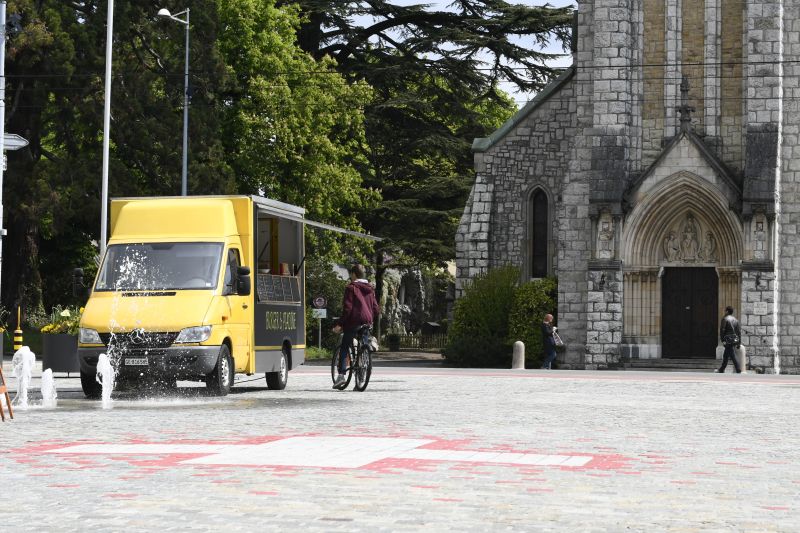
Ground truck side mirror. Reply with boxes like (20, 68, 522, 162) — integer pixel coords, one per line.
(72, 268, 88, 299)
(236, 266, 251, 296)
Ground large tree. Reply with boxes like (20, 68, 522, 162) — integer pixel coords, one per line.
(284, 1, 573, 329)
(2, 0, 376, 319)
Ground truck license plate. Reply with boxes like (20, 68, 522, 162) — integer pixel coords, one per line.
(126, 357, 148, 366)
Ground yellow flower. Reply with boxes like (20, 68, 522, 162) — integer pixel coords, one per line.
(79, 307, 85, 313)
(60, 309, 71, 317)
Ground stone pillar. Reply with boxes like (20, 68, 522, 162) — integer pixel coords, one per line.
(585, 264, 624, 369)
(703, 0, 721, 142)
(778, 0, 800, 374)
(740, 267, 775, 372)
(664, 0, 681, 137)
(455, 162, 494, 298)
(555, 0, 595, 369)
(743, 0, 782, 216)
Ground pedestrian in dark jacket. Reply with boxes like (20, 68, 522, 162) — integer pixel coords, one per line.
(716, 306, 742, 373)
(333, 264, 380, 388)
(541, 313, 557, 369)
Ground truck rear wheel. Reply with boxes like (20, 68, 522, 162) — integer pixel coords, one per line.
(265, 347, 289, 390)
(205, 345, 233, 396)
(80, 369, 102, 399)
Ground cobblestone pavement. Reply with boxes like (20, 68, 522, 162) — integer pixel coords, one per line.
(1, 364, 799, 532)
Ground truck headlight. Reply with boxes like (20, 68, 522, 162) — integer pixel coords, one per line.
(79, 328, 103, 344)
(174, 325, 212, 344)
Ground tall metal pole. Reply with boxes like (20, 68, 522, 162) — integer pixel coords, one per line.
(181, 8, 189, 196)
(100, 0, 114, 258)
(0, 1, 8, 306)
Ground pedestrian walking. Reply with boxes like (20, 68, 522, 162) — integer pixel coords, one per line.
(541, 313, 557, 369)
(716, 306, 742, 373)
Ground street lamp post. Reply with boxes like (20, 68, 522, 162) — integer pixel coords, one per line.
(157, 7, 190, 196)
(100, 0, 114, 258)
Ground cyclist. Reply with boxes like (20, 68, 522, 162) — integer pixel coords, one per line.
(332, 264, 380, 389)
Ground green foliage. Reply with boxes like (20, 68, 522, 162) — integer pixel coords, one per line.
(443, 266, 520, 367)
(305, 346, 331, 360)
(508, 278, 558, 368)
(304, 257, 347, 350)
(3, 0, 379, 314)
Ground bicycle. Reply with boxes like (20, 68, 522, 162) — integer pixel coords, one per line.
(331, 324, 374, 391)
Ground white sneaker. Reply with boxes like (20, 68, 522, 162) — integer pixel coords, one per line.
(333, 374, 346, 389)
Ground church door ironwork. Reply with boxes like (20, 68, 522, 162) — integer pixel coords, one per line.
(661, 268, 718, 358)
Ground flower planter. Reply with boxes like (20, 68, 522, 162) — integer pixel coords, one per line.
(42, 334, 79, 373)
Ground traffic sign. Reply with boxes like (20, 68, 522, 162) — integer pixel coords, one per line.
(312, 309, 327, 319)
(3, 133, 29, 151)
(312, 296, 327, 309)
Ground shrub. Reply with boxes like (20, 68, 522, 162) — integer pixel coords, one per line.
(508, 278, 558, 368)
(305, 346, 332, 360)
(443, 266, 520, 367)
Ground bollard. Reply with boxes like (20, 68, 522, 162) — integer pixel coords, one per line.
(13, 306, 22, 352)
(512, 341, 525, 370)
(737, 344, 747, 374)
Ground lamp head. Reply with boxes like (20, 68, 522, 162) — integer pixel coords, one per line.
(157, 8, 172, 17)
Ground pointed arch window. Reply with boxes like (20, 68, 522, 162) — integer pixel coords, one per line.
(530, 189, 549, 278)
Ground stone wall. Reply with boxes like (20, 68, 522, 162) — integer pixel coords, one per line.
(485, 78, 577, 275)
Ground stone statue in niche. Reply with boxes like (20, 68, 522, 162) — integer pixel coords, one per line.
(701, 232, 717, 262)
(596, 215, 615, 259)
(680, 214, 700, 262)
(753, 217, 767, 260)
(663, 232, 680, 262)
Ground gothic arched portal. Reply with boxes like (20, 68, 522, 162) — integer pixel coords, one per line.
(621, 172, 743, 356)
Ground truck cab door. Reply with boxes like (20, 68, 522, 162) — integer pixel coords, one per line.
(222, 247, 251, 370)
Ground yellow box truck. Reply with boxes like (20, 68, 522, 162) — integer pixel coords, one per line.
(76, 195, 373, 398)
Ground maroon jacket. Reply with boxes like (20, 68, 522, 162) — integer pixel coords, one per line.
(340, 280, 380, 330)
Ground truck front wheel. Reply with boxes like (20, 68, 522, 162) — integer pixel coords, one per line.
(265, 348, 289, 390)
(206, 345, 233, 396)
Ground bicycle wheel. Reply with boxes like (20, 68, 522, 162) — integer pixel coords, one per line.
(353, 345, 372, 392)
(330, 343, 353, 390)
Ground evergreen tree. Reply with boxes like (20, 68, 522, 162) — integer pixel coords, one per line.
(285, 0, 573, 331)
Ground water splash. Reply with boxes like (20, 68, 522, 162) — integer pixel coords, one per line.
(96, 353, 115, 409)
(11, 346, 36, 409)
(40, 368, 58, 408)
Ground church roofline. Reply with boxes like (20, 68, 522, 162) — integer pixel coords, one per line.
(472, 66, 576, 153)
(625, 129, 742, 201)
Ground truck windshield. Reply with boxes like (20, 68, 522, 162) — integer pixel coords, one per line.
(95, 243, 224, 291)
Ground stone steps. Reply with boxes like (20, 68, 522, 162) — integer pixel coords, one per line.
(625, 358, 719, 372)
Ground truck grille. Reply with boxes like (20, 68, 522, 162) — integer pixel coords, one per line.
(99, 332, 179, 349)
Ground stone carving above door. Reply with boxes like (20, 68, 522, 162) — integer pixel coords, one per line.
(661, 213, 718, 264)
(596, 213, 616, 260)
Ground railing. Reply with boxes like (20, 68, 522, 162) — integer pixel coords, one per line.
(394, 333, 447, 351)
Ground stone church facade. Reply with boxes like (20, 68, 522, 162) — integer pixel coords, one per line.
(456, 0, 800, 373)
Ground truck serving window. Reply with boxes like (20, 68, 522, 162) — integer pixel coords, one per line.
(95, 243, 224, 291)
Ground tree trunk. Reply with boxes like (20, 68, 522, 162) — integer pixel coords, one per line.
(374, 247, 386, 341)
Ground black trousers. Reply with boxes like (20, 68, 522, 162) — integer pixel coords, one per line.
(718, 344, 741, 373)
